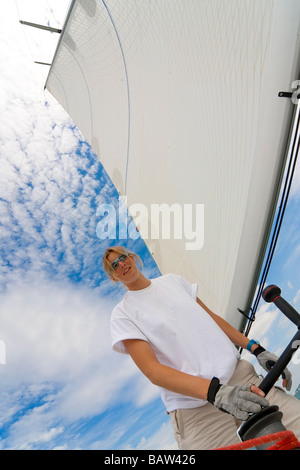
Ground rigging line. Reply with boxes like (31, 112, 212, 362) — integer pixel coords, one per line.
(258, 105, 300, 290)
(246, 116, 300, 334)
(14, 0, 59, 65)
(46, 0, 63, 28)
(2, 1, 63, 245)
(14, 0, 36, 63)
(244, 101, 300, 337)
(101, 0, 131, 197)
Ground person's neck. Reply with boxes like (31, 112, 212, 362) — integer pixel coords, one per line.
(127, 274, 151, 291)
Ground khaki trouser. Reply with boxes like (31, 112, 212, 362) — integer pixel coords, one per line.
(169, 359, 300, 450)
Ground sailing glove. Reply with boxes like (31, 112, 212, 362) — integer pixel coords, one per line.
(207, 378, 269, 421)
(253, 346, 292, 391)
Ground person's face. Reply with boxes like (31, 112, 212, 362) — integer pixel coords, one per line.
(107, 252, 139, 286)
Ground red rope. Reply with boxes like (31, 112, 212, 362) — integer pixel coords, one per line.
(216, 430, 300, 450)
(267, 432, 300, 450)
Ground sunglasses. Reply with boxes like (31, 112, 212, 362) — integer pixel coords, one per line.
(111, 253, 129, 271)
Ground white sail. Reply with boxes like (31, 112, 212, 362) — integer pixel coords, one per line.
(46, 0, 300, 329)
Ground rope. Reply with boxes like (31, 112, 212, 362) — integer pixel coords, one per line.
(267, 431, 300, 450)
(216, 430, 300, 450)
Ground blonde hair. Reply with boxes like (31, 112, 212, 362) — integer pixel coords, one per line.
(102, 246, 143, 279)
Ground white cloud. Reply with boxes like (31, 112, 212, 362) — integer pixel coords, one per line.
(133, 421, 178, 450)
(0, 91, 114, 285)
(134, 374, 161, 408)
(0, 0, 171, 451)
(294, 289, 300, 305)
(0, 277, 159, 449)
(247, 303, 279, 341)
(0, 280, 110, 379)
(0, 264, 172, 450)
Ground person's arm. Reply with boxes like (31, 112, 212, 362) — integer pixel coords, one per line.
(123, 338, 265, 405)
(196, 297, 259, 353)
(196, 297, 291, 389)
(123, 338, 211, 400)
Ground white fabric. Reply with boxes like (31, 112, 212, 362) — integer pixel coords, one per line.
(110, 274, 240, 412)
(46, 0, 300, 330)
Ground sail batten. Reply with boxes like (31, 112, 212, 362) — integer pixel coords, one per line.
(46, 0, 300, 329)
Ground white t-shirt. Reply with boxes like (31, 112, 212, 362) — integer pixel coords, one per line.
(110, 274, 240, 412)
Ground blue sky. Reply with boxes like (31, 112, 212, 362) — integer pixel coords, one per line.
(0, 1, 299, 450)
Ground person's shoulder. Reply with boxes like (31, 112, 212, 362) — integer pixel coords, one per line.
(160, 273, 197, 298)
(152, 273, 177, 283)
(154, 273, 186, 287)
(161, 273, 185, 282)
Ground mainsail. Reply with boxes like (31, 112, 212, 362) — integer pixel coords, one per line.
(45, 0, 300, 330)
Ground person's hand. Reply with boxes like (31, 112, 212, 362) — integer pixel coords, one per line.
(254, 347, 292, 391)
(210, 382, 269, 421)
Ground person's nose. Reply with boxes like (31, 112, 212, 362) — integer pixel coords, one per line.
(118, 260, 127, 269)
